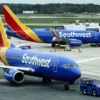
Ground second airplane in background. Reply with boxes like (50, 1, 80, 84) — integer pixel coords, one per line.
(3, 5, 100, 47)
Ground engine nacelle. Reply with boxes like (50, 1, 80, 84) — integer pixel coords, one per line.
(69, 39, 82, 47)
(5, 69, 24, 84)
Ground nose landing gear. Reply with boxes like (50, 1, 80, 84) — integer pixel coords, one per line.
(64, 82, 69, 90)
(42, 77, 52, 83)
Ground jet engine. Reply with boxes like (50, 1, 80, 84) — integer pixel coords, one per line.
(5, 69, 24, 84)
(69, 39, 82, 47)
(52, 37, 82, 47)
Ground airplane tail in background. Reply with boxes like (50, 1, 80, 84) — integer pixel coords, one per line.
(2, 5, 27, 31)
(2, 5, 43, 43)
(0, 17, 11, 48)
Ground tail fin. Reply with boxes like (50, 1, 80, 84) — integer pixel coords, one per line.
(2, 5, 43, 43)
(2, 5, 27, 31)
(0, 17, 11, 47)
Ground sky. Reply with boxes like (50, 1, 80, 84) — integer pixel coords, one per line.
(0, 0, 100, 5)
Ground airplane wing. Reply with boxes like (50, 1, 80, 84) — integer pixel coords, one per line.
(76, 57, 100, 64)
(16, 43, 31, 49)
(0, 65, 34, 72)
(16, 43, 30, 48)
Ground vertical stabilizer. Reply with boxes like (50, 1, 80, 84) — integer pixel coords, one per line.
(0, 17, 10, 47)
(2, 5, 43, 43)
(2, 5, 27, 31)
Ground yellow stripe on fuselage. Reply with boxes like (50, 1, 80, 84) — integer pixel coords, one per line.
(0, 47, 9, 65)
(4, 6, 43, 43)
(24, 28, 43, 42)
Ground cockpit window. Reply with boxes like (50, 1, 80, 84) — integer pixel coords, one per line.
(63, 64, 69, 68)
(69, 64, 74, 67)
(63, 64, 78, 68)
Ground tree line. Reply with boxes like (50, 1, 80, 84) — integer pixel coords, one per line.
(0, 3, 100, 14)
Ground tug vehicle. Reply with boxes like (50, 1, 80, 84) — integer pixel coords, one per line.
(80, 79, 100, 96)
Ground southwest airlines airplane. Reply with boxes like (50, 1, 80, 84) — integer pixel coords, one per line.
(3, 5, 100, 47)
(0, 18, 100, 90)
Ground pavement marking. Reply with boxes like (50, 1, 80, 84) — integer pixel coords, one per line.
(82, 71, 100, 79)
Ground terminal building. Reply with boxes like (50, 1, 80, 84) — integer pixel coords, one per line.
(54, 20, 100, 32)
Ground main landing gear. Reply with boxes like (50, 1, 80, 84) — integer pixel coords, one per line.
(52, 42, 56, 47)
(42, 77, 52, 83)
(52, 42, 61, 48)
(64, 82, 69, 90)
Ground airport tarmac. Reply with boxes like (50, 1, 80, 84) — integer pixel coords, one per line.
(0, 38, 100, 100)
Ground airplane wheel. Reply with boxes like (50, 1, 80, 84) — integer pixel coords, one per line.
(52, 42, 55, 47)
(42, 78, 52, 83)
(47, 79, 52, 83)
(56, 44, 61, 48)
(64, 84, 69, 90)
(42, 78, 47, 83)
(92, 90, 97, 96)
(83, 88, 87, 95)
(69, 80, 75, 84)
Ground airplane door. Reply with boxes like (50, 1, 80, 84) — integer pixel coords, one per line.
(53, 60, 59, 72)
(95, 32, 98, 39)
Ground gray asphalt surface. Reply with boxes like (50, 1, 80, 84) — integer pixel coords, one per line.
(0, 76, 100, 100)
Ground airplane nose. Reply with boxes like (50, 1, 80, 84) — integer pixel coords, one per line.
(70, 68, 81, 80)
(74, 68, 81, 79)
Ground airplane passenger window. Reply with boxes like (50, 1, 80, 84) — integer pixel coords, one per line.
(69, 64, 74, 67)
